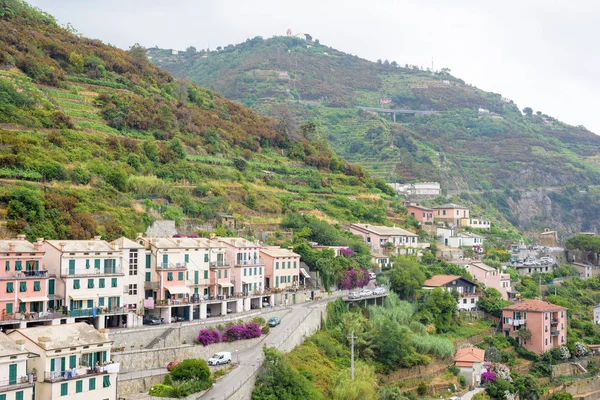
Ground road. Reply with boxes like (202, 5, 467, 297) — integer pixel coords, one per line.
(200, 295, 341, 400)
(462, 387, 485, 399)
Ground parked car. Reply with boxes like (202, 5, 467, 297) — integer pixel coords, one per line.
(369, 272, 376, 280)
(166, 360, 179, 371)
(373, 287, 386, 295)
(360, 289, 373, 297)
(262, 301, 271, 308)
(208, 352, 231, 366)
(143, 315, 162, 325)
(348, 292, 361, 299)
(268, 317, 281, 327)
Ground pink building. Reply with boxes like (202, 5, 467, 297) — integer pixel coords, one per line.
(349, 223, 421, 254)
(432, 203, 470, 226)
(260, 247, 300, 290)
(405, 204, 434, 224)
(466, 262, 511, 299)
(502, 299, 567, 354)
(0, 236, 48, 317)
(218, 238, 264, 296)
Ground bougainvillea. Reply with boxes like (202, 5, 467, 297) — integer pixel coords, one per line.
(492, 363, 512, 382)
(337, 268, 370, 290)
(195, 329, 222, 346)
(339, 248, 355, 257)
(222, 322, 262, 342)
(481, 370, 496, 383)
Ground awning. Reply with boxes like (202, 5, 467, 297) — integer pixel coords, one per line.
(218, 279, 234, 288)
(18, 296, 48, 303)
(164, 286, 190, 295)
(47, 294, 64, 301)
(299, 268, 311, 279)
(69, 294, 98, 301)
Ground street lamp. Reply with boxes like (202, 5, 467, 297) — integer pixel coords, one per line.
(235, 349, 239, 364)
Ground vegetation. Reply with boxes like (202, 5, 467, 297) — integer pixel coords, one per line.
(149, 359, 213, 398)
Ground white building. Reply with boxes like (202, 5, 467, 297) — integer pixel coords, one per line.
(458, 232, 485, 252)
(0, 333, 37, 400)
(349, 223, 425, 254)
(389, 182, 441, 197)
(460, 218, 491, 230)
(8, 323, 118, 400)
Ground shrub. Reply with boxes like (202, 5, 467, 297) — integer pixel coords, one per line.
(417, 381, 427, 396)
(337, 268, 370, 290)
(252, 316, 266, 325)
(459, 375, 467, 388)
(196, 330, 221, 346)
(222, 322, 261, 342)
(70, 167, 91, 185)
(148, 384, 174, 397)
(447, 365, 460, 376)
(261, 325, 270, 335)
(169, 359, 211, 383)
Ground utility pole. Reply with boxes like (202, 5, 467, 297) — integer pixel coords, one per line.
(348, 330, 355, 380)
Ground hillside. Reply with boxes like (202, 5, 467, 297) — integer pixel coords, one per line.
(0, 1, 400, 241)
(149, 37, 600, 235)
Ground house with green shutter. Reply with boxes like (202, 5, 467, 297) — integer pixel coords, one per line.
(0, 236, 50, 321)
(8, 322, 118, 400)
(42, 238, 127, 329)
(0, 332, 38, 400)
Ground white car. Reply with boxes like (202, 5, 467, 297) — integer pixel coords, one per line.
(348, 292, 361, 299)
(360, 290, 373, 297)
(208, 352, 231, 366)
(373, 288, 386, 295)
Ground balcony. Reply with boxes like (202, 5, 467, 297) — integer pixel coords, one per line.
(210, 261, 231, 268)
(186, 279, 210, 287)
(156, 262, 187, 271)
(61, 267, 123, 277)
(505, 318, 526, 326)
(0, 374, 37, 392)
(68, 308, 103, 317)
(551, 330, 559, 336)
(551, 318, 559, 325)
(234, 259, 265, 267)
(14, 270, 48, 278)
(44, 363, 118, 383)
(459, 290, 481, 298)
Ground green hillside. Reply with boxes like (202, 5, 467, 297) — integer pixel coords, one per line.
(0, 1, 401, 241)
(148, 36, 600, 235)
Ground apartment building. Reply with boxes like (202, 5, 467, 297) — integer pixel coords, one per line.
(349, 223, 422, 254)
(502, 299, 567, 354)
(460, 217, 491, 230)
(0, 236, 48, 319)
(423, 275, 479, 311)
(8, 323, 118, 400)
(43, 238, 126, 329)
(432, 203, 470, 226)
(260, 247, 300, 290)
(219, 238, 264, 295)
(0, 333, 37, 400)
(405, 204, 435, 224)
(466, 262, 511, 299)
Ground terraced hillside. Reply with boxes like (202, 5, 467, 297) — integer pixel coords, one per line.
(0, 1, 399, 241)
(149, 37, 600, 235)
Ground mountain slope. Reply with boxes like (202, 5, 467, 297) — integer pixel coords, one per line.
(0, 1, 400, 241)
(148, 37, 600, 235)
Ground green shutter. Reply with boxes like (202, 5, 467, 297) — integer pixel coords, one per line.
(60, 357, 66, 373)
(167, 272, 173, 281)
(69, 355, 76, 369)
(85, 259, 90, 269)
(111, 278, 117, 287)
(178, 272, 183, 280)
(19, 302, 25, 313)
(15, 261, 22, 271)
(48, 279, 55, 295)
(89, 377, 96, 390)
(87, 300, 93, 309)
(34, 281, 41, 291)
(102, 351, 107, 362)
(276, 276, 279, 287)
(68, 259, 75, 274)
(99, 297, 104, 307)
(5, 261, 9, 271)
(60, 382, 68, 396)
(19, 281, 27, 292)
(194, 271, 199, 284)
(204, 270, 208, 279)
(244, 268, 246, 276)
(6, 303, 12, 315)
(145, 272, 151, 282)
(184, 254, 189, 263)
(146, 254, 151, 269)
(6, 282, 13, 293)
(76, 380, 83, 393)
(8, 364, 17, 385)
(103, 375, 111, 387)
(50, 358, 55, 372)
(88, 279, 94, 288)
(204, 254, 209, 262)
(99, 278, 105, 288)
(73, 279, 80, 289)
(15, 391, 23, 400)
(94, 259, 100, 269)
(276, 262, 279, 269)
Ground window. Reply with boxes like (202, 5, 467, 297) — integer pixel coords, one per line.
(6, 282, 13, 293)
(87, 300, 93, 309)
(15, 393, 23, 400)
(545, 326, 548, 332)
(99, 297, 104, 306)
(6, 303, 12, 315)
(288, 262, 291, 269)
(111, 278, 117, 288)
(128, 284, 137, 295)
(204, 254, 209, 262)
(76, 380, 83, 393)
(19, 282, 26, 292)
(5, 261, 9, 271)
(85, 259, 90, 269)
(254, 267, 257, 275)
(34, 281, 41, 291)
(471, 298, 475, 303)
(60, 382, 68, 396)
(73, 279, 80, 289)
(224, 270, 228, 278)
(94, 259, 101, 269)
(129, 250, 138, 276)
(276, 262, 279, 270)
(89, 377, 96, 390)
(249, 268, 252, 276)
(145, 272, 151, 282)
(244, 268, 247, 276)
(69, 355, 76, 369)
(545, 338, 548, 346)
(88, 279, 94, 289)
(167, 272, 173, 281)
(178, 272, 183, 281)
(146, 254, 151, 269)
(294, 261, 297, 268)
(204, 270, 208, 279)
(99, 278, 105, 288)
(15, 260, 22, 271)
(103, 375, 111, 388)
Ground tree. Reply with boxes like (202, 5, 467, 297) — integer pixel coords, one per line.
(549, 392, 573, 400)
(522, 107, 533, 116)
(331, 363, 377, 400)
(129, 43, 147, 64)
(169, 359, 211, 383)
(252, 347, 323, 400)
(167, 137, 186, 159)
(142, 140, 160, 162)
(514, 374, 542, 400)
(515, 327, 532, 345)
(478, 288, 509, 318)
(233, 157, 248, 172)
(485, 379, 515, 400)
(389, 256, 425, 300)
(68, 51, 84, 73)
(416, 288, 457, 333)
(7, 188, 45, 222)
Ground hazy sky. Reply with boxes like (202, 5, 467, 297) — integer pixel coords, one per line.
(29, 0, 600, 134)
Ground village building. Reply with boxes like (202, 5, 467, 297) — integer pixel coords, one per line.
(422, 275, 479, 311)
(453, 346, 485, 386)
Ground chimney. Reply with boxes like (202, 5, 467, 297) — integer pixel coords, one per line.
(59, 242, 66, 251)
(98, 328, 110, 340)
(136, 233, 143, 239)
(94, 236, 101, 241)
(15, 339, 25, 352)
(38, 337, 51, 350)
(35, 238, 44, 251)
(17, 235, 26, 241)
(8, 242, 15, 252)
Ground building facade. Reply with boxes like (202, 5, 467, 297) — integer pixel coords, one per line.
(260, 247, 300, 290)
(349, 224, 422, 254)
(465, 262, 511, 299)
(219, 238, 264, 296)
(0, 333, 37, 400)
(502, 299, 567, 354)
(422, 275, 479, 311)
(453, 346, 484, 386)
(460, 218, 491, 230)
(432, 203, 470, 226)
(405, 204, 434, 225)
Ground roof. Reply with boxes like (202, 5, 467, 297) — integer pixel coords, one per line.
(259, 247, 299, 258)
(504, 299, 567, 312)
(432, 203, 468, 209)
(44, 239, 116, 253)
(351, 223, 417, 237)
(111, 237, 144, 249)
(8, 322, 112, 350)
(468, 262, 496, 272)
(219, 238, 260, 248)
(459, 232, 483, 239)
(423, 275, 477, 287)
(406, 204, 434, 211)
(454, 347, 485, 363)
(0, 332, 28, 357)
(0, 240, 39, 253)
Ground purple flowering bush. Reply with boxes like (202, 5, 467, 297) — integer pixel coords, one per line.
(339, 248, 355, 257)
(481, 371, 496, 383)
(337, 268, 370, 290)
(195, 323, 261, 346)
(195, 329, 221, 346)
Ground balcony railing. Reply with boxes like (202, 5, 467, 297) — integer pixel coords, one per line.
(459, 291, 481, 298)
(551, 330, 559, 336)
(156, 262, 187, 271)
(61, 267, 123, 277)
(234, 259, 265, 267)
(210, 261, 231, 268)
(44, 364, 117, 383)
(0, 374, 37, 390)
(14, 270, 48, 278)
(551, 318, 559, 325)
(186, 279, 210, 286)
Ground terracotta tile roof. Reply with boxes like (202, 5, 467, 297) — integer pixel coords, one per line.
(504, 299, 567, 312)
(454, 346, 485, 363)
(350, 223, 417, 237)
(423, 275, 477, 287)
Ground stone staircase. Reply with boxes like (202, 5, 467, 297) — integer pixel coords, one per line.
(146, 327, 176, 349)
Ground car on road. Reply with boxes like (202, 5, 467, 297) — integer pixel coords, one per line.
(208, 352, 232, 366)
(348, 292, 361, 299)
(166, 360, 179, 371)
(268, 317, 281, 327)
(373, 287, 386, 295)
(143, 315, 162, 325)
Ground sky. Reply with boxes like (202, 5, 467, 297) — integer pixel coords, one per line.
(28, 0, 600, 135)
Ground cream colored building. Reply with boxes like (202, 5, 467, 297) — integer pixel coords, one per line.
(0, 333, 37, 400)
(8, 323, 118, 400)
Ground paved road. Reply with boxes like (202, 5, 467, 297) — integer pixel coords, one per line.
(200, 295, 341, 400)
(462, 387, 485, 399)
